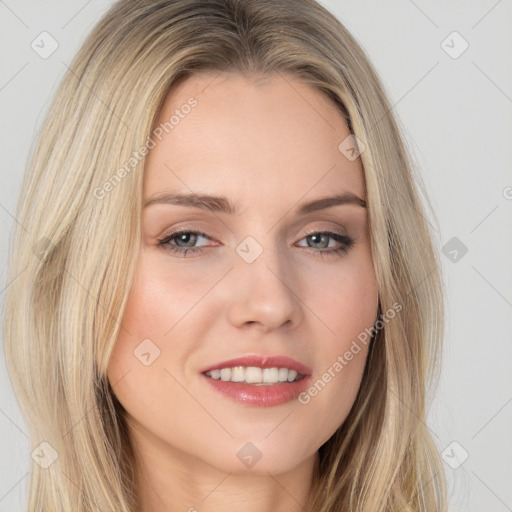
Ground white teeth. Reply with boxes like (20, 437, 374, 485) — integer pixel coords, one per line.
(205, 366, 302, 385)
(210, 369, 221, 380)
(263, 367, 279, 383)
(278, 368, 289, 382)
(245, 367, 262, 383)
(287, 369, 298, 382)
(220, 368, 231, 381)
(231, 366, 245, 382)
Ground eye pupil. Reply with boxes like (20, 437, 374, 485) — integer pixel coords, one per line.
(308, 233, 328, 248)
(176, 233, 197, 247)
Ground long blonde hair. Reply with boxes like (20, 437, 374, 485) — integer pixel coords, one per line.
(3, 0, 447, 510)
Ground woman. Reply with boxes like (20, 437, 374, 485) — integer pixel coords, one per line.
(3, 0, 447, 510)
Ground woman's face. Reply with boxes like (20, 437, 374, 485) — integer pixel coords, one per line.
(108, 71, 379, 476)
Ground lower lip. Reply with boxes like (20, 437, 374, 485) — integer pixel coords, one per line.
(201, 373, 312, 407)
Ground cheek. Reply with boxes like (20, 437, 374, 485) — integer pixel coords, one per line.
(303, 247, 378, 344)
(295, 251, 378, 427)
(107, 253, 170, 390)
(323, 270, 377, 340)
(114, 250, 211, 339)
(107, 250, 219, 403)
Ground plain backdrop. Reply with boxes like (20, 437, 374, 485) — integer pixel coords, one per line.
(1, 1, 511, 510)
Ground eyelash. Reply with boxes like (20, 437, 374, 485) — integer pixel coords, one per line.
(157, 228, 355, 258)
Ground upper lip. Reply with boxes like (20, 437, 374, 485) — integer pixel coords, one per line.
(200, 354, 312, 376)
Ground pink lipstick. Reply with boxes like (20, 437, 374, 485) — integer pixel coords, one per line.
(200, 354, 312, 407)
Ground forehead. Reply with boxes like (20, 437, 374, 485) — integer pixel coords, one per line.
(144, 71, 364, 206)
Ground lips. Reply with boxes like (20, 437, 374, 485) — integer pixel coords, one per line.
(200, 354, 313, 407)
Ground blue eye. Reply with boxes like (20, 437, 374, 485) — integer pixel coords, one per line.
(297, 231, 355, 257)
(157, 229, 355, 258)
(157, 229, 212, 257)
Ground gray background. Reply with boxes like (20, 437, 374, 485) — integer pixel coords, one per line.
(1, 1, 511, 510)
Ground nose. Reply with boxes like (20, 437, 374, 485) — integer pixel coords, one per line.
(226, 244, 304, 333)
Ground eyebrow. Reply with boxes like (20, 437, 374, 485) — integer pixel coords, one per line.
(143, 191, 366, 214)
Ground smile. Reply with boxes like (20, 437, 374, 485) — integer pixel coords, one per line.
(204, 366, 303, 385)
(200, 355, 312, 407)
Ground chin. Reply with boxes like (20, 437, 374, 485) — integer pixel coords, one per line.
(194, 435, 318, 476)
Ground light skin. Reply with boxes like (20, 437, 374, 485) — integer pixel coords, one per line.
(107, 71, 379, 512)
